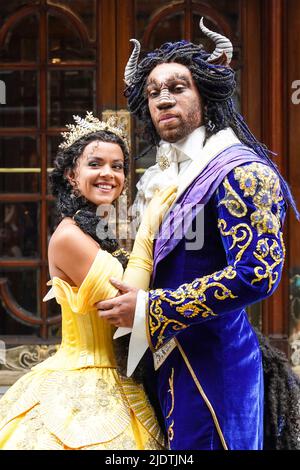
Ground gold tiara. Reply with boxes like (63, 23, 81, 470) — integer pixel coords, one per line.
(59, 111, 129, 150)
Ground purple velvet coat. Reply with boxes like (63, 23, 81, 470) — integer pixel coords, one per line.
(146, 144, 286, 450)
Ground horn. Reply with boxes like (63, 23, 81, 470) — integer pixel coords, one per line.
(199, 17, 233, 65)
(124, 39, 141, 86)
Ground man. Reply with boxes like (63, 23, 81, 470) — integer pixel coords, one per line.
(97, 19, 299, 450)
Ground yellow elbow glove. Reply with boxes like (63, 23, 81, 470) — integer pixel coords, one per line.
(123, 185, 177, 289)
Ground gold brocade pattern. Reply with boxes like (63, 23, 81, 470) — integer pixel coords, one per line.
(251, 236, 285, 293)
(166, 368, 175, 420)
(166, 368, 175, 448)
(0, 250, 165, 450)
(149, 268, 237, 350)
(233, 163, 282, 236)
(217, 176, 247, 218)
(218, 219, 253, 265)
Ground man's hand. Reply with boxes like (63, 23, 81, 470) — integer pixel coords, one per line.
(95, 278, 139, 328)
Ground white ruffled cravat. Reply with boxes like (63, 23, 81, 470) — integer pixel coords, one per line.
(133, 142, 191, 218)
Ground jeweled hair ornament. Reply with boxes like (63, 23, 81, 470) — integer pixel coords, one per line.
(59, 111, 129, 151)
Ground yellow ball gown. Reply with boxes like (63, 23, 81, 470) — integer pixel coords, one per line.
(0, 250, 165, 450)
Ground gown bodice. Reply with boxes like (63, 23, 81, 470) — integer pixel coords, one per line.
(34, 249, 123, 371)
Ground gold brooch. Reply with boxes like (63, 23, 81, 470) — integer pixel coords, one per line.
(112, 248, 130, 259)
(157, 154, 171, 171)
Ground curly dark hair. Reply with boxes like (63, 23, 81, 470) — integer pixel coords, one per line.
(255, 328, 300, 449)
(125, 40, 299, 219)
(49, 130, 130, 267)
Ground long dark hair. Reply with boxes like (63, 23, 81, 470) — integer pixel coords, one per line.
(50, 130, 130, 267)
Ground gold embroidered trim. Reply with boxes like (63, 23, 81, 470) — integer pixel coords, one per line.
(175, 339, 228, 450)
(218, 176, 247, 218)
(168, 420, 174, 444)
(218, 219, 253, 265)
(149, 268, 237, 350)
(166, 368, 175, 447)
(145, 293, 155, 353)
(251, 237, 285, 293)
(166, 368, 175, 419)
(234, 163, 282, 236)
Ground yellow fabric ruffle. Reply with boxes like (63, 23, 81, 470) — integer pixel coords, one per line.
(0, 249, 165, 450)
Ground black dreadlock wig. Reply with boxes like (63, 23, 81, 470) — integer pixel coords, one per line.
(50, 130, 146, 382)
(255, 329, 300, 449)
(125, 40, 299, 219)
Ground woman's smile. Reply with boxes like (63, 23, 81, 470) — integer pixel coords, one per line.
(69, 140, 125, 206)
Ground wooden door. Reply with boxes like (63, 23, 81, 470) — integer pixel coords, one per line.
(0, 0, 133, 381)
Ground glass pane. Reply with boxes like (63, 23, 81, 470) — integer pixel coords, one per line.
(48, 69, 95, 126)
(48, 0, 97, 41)
(134, 121, 156, 187)
(0, 14, 38, 63)
(290, 273, 300, 366)
(47, 200, 60, 244)
(0, 202, 39, 258)
(48, 13, 95, 63)
(136, 0, 184, 42)
(0, 1, 39, 29)
(0, 268, 40, 332)
(0, 137, 40, 193)
(0, 302, 39, 336)
(46, 201, 61, 324)
(0, 71, 38, 127)
(47, 135, 61, 193)
(192, 0, 240, 32)
(146, 12, 184, 49)
(48, 322, 62, 338)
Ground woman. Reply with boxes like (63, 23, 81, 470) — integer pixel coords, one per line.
(0, 112, 176, 450)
